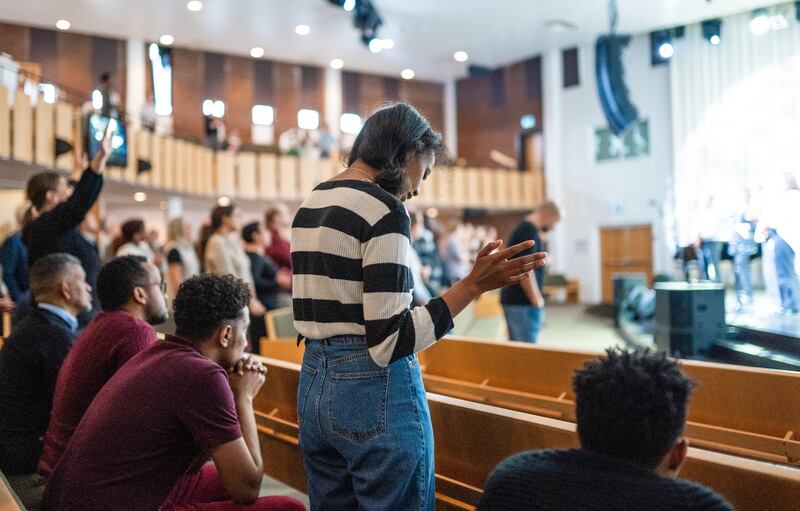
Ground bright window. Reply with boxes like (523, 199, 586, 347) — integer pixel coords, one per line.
(203, 99, 225, 118)
(148, 43, 173, 116)
(298, 108, 319, 130)
(252, 105, 274, 126)
(340, 112, 362, 134)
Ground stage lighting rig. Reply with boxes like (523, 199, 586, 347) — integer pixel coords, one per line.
(325, 0, 384, 51)
(702, 19, 722, 45)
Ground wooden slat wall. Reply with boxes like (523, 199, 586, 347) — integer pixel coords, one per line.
(54, 103, 73, 170)
(12, 90, 32, 163)
(238, 152, 258, 200)
(278, 156, 298, 201)
(34, 101, 55, 166)
(0, 84, 9, 159)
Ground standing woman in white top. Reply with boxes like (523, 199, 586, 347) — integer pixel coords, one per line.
(115, 219, 155, 262)
(291, 102, 546, 510)
(200, 205, 266, 318)
(163, 218, 201, 304)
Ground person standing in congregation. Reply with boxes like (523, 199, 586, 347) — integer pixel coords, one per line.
(728, 188, 759, 311)
(291, 102, 546, 510)
(23, 123, 114, 326)
(164, 218, 201, 304)
(500, 201, 561, 343)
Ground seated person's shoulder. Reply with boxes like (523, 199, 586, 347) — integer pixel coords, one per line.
(666, 477, 734, 511)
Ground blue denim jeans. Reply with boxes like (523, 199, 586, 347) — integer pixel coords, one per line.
(503, 305, 544, 343)
(297, 336, 435, 511)
(774, 235, 800, 312)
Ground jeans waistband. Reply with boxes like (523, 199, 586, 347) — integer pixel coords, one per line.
(305, 335, 369, 347)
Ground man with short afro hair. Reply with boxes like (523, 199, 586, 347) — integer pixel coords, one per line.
(477, 349, 733, 511)
(43, 274, 305, 511)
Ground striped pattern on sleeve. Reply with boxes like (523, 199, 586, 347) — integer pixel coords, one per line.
(291, 180, 454, 367)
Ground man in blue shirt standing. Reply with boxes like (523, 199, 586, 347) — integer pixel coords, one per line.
(500, 201, 561, 343)
(0, 253, 92, 478)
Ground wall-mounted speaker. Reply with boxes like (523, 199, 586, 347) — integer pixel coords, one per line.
(595, 34, 639, 135)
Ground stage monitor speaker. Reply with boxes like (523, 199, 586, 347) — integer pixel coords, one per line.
(654, 282, 725, 357)
(595, 34, 639, 135)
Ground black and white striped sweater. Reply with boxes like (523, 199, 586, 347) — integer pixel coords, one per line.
(291, 180, 454, 367)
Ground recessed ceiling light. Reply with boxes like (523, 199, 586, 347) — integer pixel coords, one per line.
(133, 192, 147, 202)
(186, 0, 203, 12)
(159, 34, 174, 46)
(343, 0, 356, 12)
(368, 38, 383, 53)
(330, 58, 344, 69)
(56, 19, 71, 31)
(545, 19, 579, 32)
(381, 38, 395, 50)
(295, 24, 311, 36)
(250, 47, 265, 58)
(454, 51, 469, 62)
(401, 68, 415, 80)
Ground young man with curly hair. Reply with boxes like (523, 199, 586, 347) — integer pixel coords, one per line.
(42, 274, 304, 511)
(477, 349, 733, 511)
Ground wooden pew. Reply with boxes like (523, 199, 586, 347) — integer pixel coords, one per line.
(258, 337, 800, 466)
(0, 470, 25, 511)
(252, 355, 800, 511)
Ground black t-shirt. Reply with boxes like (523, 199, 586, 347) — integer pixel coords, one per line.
(167, 248, 182, 265)
(478, 449, 733, 511)
(500, 220, 544, 305)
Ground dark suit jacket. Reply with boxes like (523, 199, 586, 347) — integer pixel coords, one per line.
(0, 308, 76, 444)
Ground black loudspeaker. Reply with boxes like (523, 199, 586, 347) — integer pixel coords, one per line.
(595, 34, 639, 135)
(654, 282, 725, 357)
(468, 65, 491, 77)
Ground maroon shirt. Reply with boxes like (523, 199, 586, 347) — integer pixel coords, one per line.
(266, 227, 292, 271)
(38, 310, 157, 478)
(42, 336, 242, 511)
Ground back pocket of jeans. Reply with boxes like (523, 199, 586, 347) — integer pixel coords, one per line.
(329, 369, 388, 443)
(297, 364, 317, 425)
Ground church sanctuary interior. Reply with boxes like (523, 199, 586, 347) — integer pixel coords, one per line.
(1, 0, 800, 510)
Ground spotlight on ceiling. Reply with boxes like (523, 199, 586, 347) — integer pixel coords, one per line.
(368, 38, 382, 53)
(250, 47, 265, 58)
(702, 19, 722, 45)
(330, 58, 344, 69)
(56, 19, 71, 31)
(295, 24, 311, 36)
(401, 68, 415, 80)
(454, 51, 469, 62)
(186, 0, 203, 12)
(159, 34, 174, 46)
(750, 8, 770, 34)
(650, 29, 673, 65)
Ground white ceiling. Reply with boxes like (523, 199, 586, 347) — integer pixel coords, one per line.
(0, 0, 789, 81)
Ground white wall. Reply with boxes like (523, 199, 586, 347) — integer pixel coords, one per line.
(544, 34, 674, 303)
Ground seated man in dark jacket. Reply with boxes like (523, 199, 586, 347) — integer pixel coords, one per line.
(22, 123, 114, 325)
(0, 253, 92, 507)
(478, 349, 733, 511)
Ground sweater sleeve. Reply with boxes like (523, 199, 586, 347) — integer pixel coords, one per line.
(205, 236, 236, 277)
(35, 168, 104, 238)
(362, 206, 453, 367)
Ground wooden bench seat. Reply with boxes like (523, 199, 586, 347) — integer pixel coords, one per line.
(252, 355, 800, 511)
(0, 470, 25, 511)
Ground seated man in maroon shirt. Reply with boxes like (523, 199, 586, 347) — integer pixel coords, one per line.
(42, 275, 304, 511)
(38, 255, 168, 478)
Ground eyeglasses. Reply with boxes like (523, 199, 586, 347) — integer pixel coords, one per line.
(142, 281, 167, 293)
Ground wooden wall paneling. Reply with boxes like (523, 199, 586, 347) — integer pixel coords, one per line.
(451, 168, 467, 208)
(508, 171, 523, 208)
(57, 33, 93, 101)
(494, 171, 509, 208)
(298, 157, 319, 197)
(436, 168, 453, 207)
(182, 140, 194, 193)
(122, 127, 135, 183)
(161, 136, 176, 189)
(358, 74, 386, 115)
(224, 56, 255, 141)
(258, 153, 278, 200)
(318, 158, 337, 183)
(131, 130, 149, 183)
(54, 103, 73, 170)
(479, 168, 494, 208)
(188, 144, 201, 195)
(177, 140, 190, 192)
(70, 106, 83, 166)
(34, 100, 55, 167)
(0, 84, 9, 158)
(12, 89, 33, 163)
(0, 22, 31, 61)
(465, 168, 480, 208)
(199, 147, 213, 196)
(278, 156, 298, 200)
(238, 152, 258, 200)
(274, 63, 301, 138)
(171, 48, 205, 140)
(145, 134, 160, 188)
(216, 151, 236, 198)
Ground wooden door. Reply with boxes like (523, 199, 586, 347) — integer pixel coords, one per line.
(600, 225, 653, 303)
